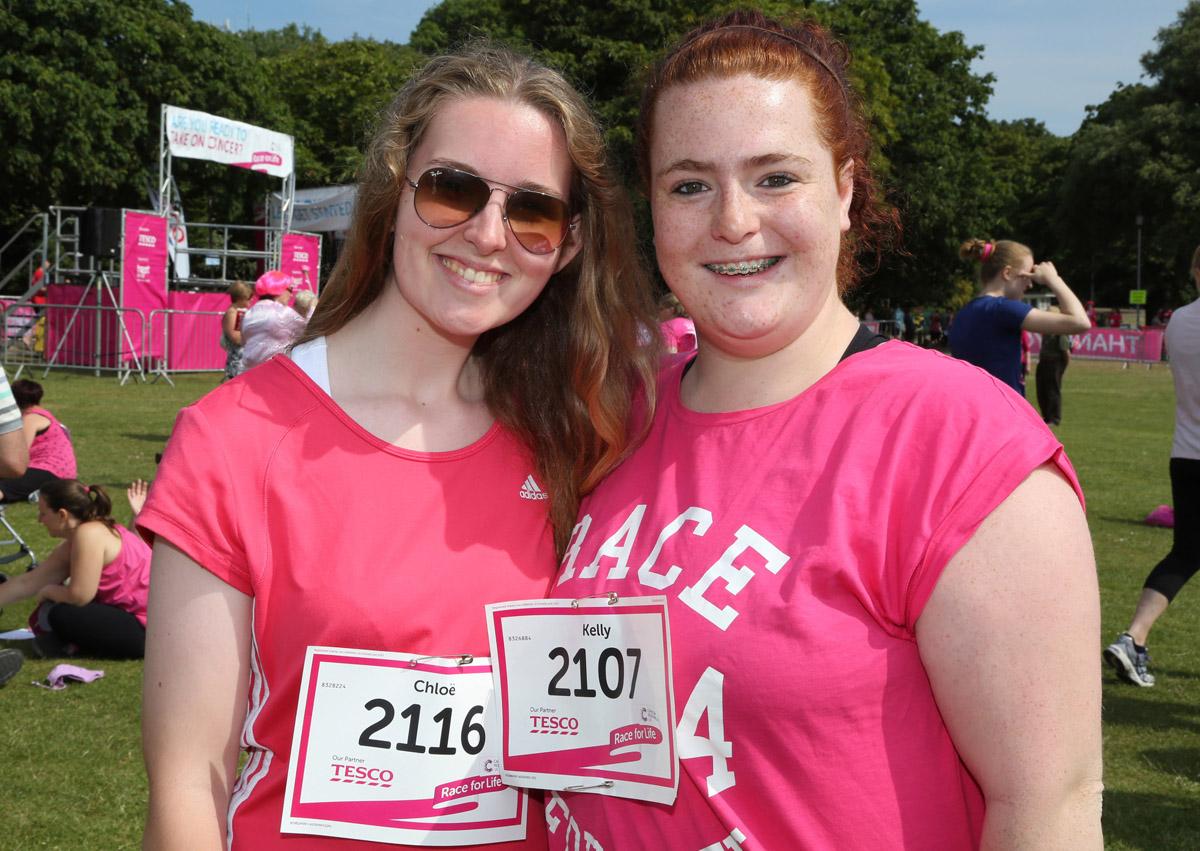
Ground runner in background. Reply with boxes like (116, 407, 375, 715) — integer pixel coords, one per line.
(1105, 245, 1200, 686)
(546, 11, 1101, 850)
(140, 43, 657, 850)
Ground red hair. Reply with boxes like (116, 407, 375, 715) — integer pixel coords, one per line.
(636, 10, 898, 291)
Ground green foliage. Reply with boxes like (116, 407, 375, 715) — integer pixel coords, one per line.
(0, 0, 287, 230)
(260, 38, 424, 187)
(1056, 1, 1200, 310)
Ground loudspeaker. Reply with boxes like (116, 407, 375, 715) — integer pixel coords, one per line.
(79, 207, 123, 258)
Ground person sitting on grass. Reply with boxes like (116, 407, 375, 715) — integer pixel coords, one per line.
(0, 378, 76, 503)
(0, 480, 150, 659)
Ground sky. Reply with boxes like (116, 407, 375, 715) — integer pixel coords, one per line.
(187, 0, 1191, 136)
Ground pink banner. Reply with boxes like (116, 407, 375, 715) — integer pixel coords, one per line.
(280, 232, 321, 294)
(121, 211, 169, 359)
(1030, 328, 1165, 362)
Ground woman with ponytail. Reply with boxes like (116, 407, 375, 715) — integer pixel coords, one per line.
(950, 238, 1091, 396)
(0, 479, 150, 658)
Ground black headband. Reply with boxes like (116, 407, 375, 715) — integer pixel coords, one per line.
(675, 24, 848, 103)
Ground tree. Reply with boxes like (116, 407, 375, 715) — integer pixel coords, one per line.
(1055, 1, 1200, 309)
(0, 0, 289, 233)
(260, 37, 424, 188)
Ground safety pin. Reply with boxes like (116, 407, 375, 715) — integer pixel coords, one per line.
(571, 592, 619, 608)
(408, 654, 474, 667)
(565, 780, 615, 791)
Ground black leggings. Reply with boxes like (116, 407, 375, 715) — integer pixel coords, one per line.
(1144, 457, 1200, 601)
(0, 467, 60, 503)
(46, 601, 145, 659)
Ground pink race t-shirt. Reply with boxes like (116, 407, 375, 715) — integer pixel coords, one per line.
(546, 342, 1083, 851)
(138, 356, 558, 851)
(94, 523, 151, 626)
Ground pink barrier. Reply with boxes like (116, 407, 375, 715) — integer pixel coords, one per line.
(147, 292, 230, 371)
(1030, 328, 1164, 362)
(43, 284, 147, 368)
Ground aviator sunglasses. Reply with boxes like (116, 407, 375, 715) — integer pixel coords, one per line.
(405, 166, 575, 255)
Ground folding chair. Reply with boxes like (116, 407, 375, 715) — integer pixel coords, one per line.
(0, 504, 36, 572)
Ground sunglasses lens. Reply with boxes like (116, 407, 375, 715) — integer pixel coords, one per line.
(411, 167, 570, 254)
(414, 168, 489, 227)
(507, 191, 569, 255)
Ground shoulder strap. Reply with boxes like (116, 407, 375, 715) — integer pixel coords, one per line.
(840, 324, 889, 362)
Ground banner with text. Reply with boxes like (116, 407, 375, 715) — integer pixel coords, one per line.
(121, 211, 169, 359)
(274, 186, 356, 233)
(281, 233, 322, 294)
(1030, 328, 1164, 362)
(165, 105, 294, 178)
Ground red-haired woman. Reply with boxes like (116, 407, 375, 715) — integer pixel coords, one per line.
(546, 11, 1101, 850)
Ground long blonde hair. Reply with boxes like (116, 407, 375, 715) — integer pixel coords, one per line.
(304, 43, 659, 554)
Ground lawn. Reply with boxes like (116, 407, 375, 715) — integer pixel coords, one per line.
(0, 360, 1197, 849)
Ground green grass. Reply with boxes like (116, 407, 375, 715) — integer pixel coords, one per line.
(0, 371, 220, 851)
(0, 362, 1197, 848)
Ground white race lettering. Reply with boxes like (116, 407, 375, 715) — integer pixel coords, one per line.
(579, 505, 646, 580)
(677, 666, 735, 797)
(557, 515, 593, 584)
(637, 507, 713, 589)
(679, 525, 789, 630)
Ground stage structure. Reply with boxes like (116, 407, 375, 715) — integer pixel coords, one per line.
(158, 104, 296, 264)
(0, 108, 322, 381)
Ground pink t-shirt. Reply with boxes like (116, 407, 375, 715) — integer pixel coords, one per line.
(138, 357, 558, 851)
(660, 317, 696, 354)
(28, 406, 76, 479)
(94, 523, 151, 626)
(546, 342, 1083, 851)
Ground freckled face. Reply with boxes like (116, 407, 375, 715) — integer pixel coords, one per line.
(649, 74, 853, 359)
(390, 96, 580, 344)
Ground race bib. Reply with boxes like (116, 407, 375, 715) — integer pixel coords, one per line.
(486, 595, 678, 804)
(281, 647, 527, 845)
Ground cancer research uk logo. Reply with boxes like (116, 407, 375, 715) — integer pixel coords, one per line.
(520, 474, 548, 501)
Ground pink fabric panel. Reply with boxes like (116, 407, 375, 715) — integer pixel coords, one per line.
(157, 291, 228, 370)
(121, 212, 169, 359)
(43, 284, 125, 368)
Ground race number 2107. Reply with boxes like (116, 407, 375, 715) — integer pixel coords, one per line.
(547, 647, 642, 699)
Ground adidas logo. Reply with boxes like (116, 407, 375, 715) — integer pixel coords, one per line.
(520, 474, 548, 501)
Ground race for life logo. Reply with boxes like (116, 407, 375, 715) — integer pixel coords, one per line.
(252, 151, 284, 167)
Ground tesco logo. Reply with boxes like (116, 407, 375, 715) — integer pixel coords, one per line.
(138, 234, 157, 247)
(328, 764, 394, 786)
(529, 715, 580, 735)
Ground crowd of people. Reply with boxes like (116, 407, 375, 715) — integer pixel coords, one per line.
(0, 10, 1194, 849)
